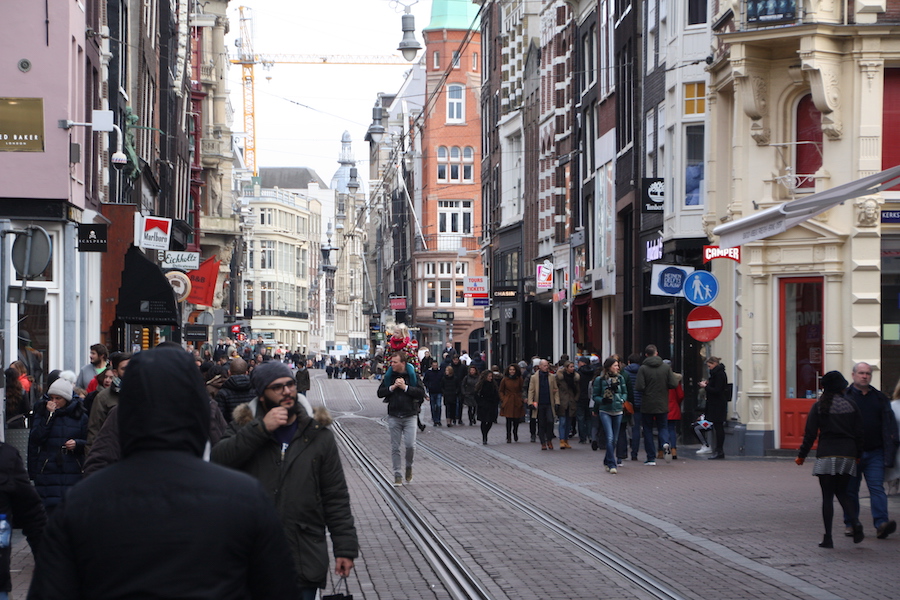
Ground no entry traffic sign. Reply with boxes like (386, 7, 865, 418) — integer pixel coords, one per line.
(686, 306, 723, 342)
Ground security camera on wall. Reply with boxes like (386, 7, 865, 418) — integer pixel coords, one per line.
(111, 151, 128, 169)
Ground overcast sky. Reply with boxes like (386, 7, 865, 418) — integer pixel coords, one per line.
(225, 0, 434, 188)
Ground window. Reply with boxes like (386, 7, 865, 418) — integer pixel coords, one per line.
(438, 200, 473, 234)
(795, 94, 822, 190)
(425, 281, 436, 305)
(455, 280, 464, 303)
(684, 124, 704, 206)
(600, 0, 613, 97)
(433, 51, 440, 69)
(472, 52, 478, 71)
(259, 208, 274, 225)
(259, 282, 275, 310)
(440, 281, 452, 304)
(260, 240, 275, 269)
(437, 146, 474, 183)
(455, 261, 468, 276)
(688, 0, 707, 25)
(425, 262, 436, 276)
(437, 146, 448, 181)
(247, 240, 255, 269)
(439, 261, 453, 276)
(684, 82, 706, 115)
(452, 50, 461, 68)
(447, 84, 464, 123)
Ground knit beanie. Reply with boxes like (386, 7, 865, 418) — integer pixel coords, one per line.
(251, 361, 294, 397)
(47, 378, 74, 399)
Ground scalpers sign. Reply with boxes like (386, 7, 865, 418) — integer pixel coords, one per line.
(159, 251, 200, 271)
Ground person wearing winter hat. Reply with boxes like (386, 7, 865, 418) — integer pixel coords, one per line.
(27, 377, 88, 513)
(212, 350, 358, 597)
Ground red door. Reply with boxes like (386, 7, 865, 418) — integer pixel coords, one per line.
(779, 277, 824, 449)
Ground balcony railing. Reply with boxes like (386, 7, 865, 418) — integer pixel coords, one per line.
(415, 234, 479, 253)
(254, 309, 309, 320)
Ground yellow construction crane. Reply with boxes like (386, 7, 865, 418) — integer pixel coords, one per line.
(233, 6, 410, 176)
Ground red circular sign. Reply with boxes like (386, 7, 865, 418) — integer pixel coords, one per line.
(686, 306, 723, 342)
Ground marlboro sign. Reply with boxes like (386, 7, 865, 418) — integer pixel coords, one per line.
(137, 215, 172, 251)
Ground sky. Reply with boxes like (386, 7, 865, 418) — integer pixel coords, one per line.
(225, 0, 434, 189)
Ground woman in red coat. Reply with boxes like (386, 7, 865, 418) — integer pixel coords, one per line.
(665, 370, 684, 460)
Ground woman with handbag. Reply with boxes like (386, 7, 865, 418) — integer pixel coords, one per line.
(698, 356, 728, 460)
(592, 357, 628, 474)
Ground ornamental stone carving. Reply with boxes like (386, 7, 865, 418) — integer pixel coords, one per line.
(801, 56, 843, 140)
(855, 196, 882, 227)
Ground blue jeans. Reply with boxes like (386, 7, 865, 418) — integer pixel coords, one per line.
(558, 414, 571, 440)
(599, 412, 623, 469)
(630, 410, 643, 458)
(666, 420, 678, 449)
(299, 589, 317, 600)
(387, 415, 417, 477)
(641, 412, 669, 461)
(576, 403, 590, 442)
(844, 449, 889, 529)
(429, 393, 443, 424)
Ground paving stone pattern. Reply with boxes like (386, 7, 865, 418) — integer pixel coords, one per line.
(12, 372, 900, 599)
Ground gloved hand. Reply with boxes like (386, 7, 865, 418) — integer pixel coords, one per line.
(795, 456, 805, 466)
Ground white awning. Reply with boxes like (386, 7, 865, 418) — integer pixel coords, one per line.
(713, 165, 900, 248)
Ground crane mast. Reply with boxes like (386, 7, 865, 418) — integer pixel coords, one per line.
(232, 5, 410, 176)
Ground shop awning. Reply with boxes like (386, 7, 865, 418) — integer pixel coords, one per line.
(115, 245, 180, 325)
(713, 165, 900, 248)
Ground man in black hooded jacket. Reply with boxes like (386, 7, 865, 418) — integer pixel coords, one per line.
(216, 357, 256, 422)
(27, 347, 298, 600)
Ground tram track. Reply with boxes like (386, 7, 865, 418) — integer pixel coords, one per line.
(314, 374, 493, 600)
(319, 375, 687, 600)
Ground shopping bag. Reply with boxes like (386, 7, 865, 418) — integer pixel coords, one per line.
(322, 576, 353, 600)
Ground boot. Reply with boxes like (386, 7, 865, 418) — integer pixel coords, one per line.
(547, 440, 553, 450)
(819, 534, 833, 548)
(541, 443, 547, 450)
(657, 449, 664, 459)
(530, 434, 537, 443)
(671, 448, 678, 460)
(506, 436, 512, 443)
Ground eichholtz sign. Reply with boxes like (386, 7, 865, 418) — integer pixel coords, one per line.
(158, 251, 200, 271)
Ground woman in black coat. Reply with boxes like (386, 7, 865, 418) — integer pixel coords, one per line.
(0, 441, 45, 596)
(441, 365, 461, 427)
(475, 370, 501, 445)
(796, 371, 865, 548)
(698, 356, 728, 459)
(28, 379, 88, 514)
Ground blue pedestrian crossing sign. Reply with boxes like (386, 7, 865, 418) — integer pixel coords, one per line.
(683, 271, 719, 306)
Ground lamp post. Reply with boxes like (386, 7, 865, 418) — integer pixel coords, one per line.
(397, 5, 422, 62)
(321, 223, 337, 356)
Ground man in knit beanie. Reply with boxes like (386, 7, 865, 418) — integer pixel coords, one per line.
(212, 351, 358, 597)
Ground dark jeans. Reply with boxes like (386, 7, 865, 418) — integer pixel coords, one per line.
(429, 393, 443, 424)
(843, 449, 889, 529)
(576, 402, 590, 442)
(536, 404, 555, 444)
(641, 412, 669, 461)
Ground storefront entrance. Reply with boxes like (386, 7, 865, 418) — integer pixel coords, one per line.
(779, 277, 824, 449)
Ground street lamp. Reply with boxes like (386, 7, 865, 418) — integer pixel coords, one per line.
(397, 7, 422, 62)
(366, 102, 385, 144)
(347, 167, 360, 194)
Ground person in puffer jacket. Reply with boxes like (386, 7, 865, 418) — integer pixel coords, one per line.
(27, 378, 87, 514)
(215, 357, 256, 422)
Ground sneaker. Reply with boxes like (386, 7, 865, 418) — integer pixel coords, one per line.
(609, 467, 617, 475)
(591, 440, 599, 451)
(877, 520, 897, 539)
(604, 465, 610, 472)
(663, 443, 672, 463)
(617, 460, 623, 467)
(844, 526, 854, 537)
(644, 460, 657, 466)
(394, 474, 403, 487)
(696, 445, 712, 455)
(405, 466, 413, 483)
